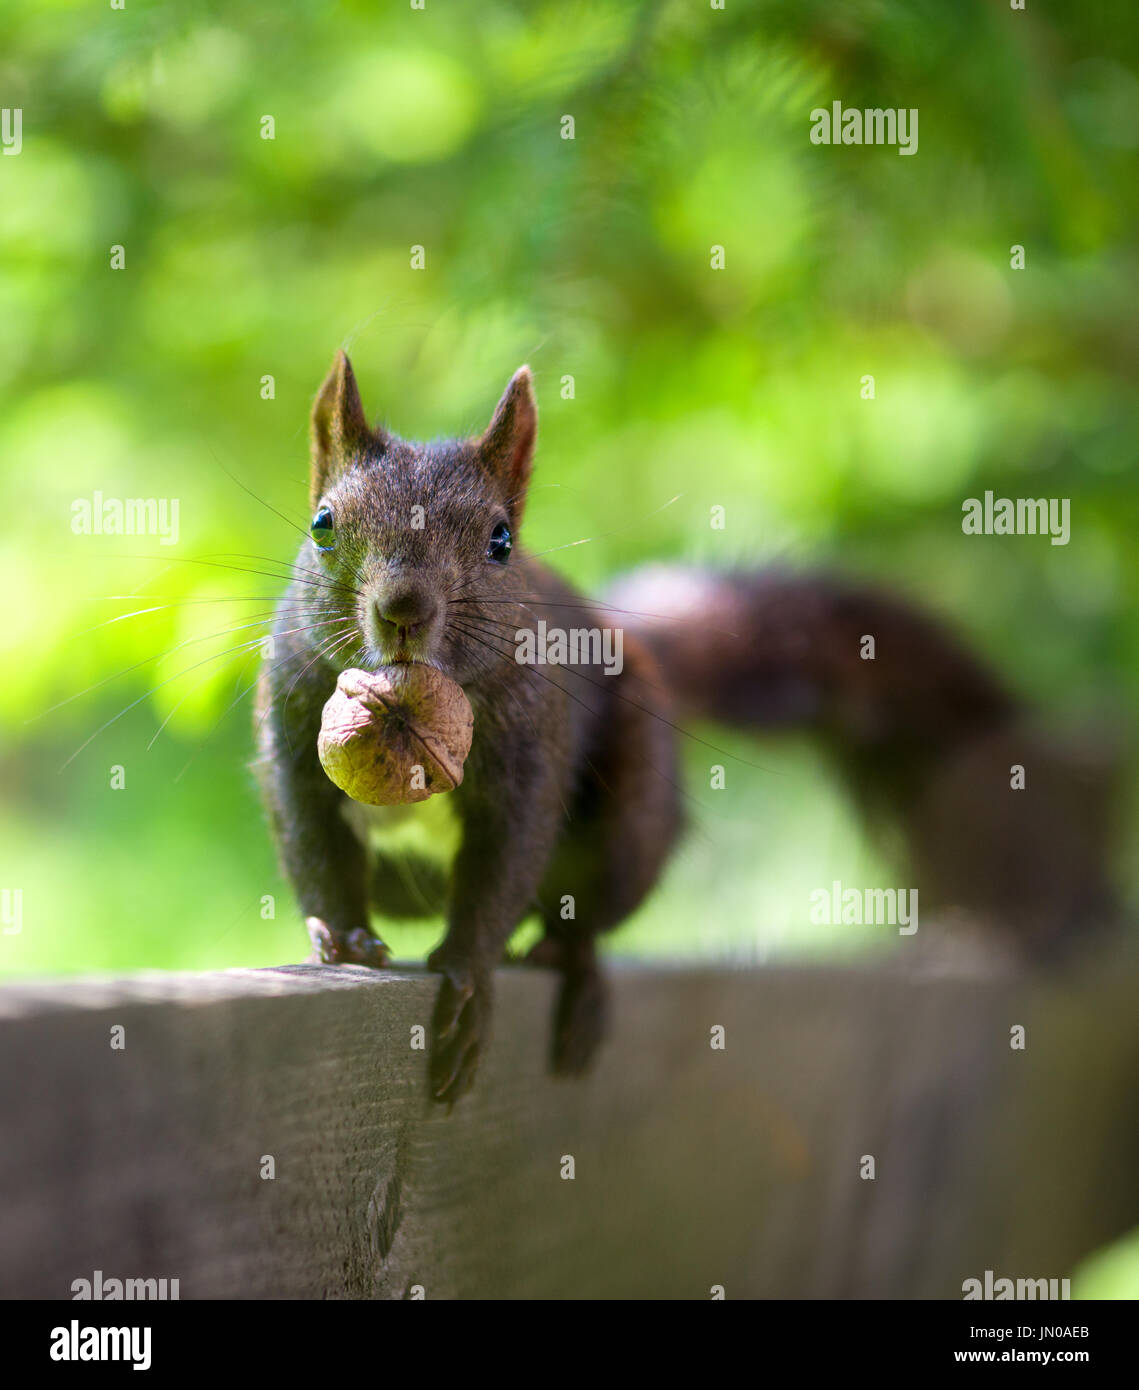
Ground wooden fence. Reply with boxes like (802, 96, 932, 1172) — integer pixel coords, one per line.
(2, 949, 1138, 1298)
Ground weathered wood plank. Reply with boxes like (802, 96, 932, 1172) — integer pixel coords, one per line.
(1, 952, 1137, 1299)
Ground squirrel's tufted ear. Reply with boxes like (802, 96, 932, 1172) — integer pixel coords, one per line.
(310, 351, 384, 507)
(479, 366, 537, 526)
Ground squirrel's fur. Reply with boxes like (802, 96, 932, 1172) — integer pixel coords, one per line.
(257, 355, 1119, 1103)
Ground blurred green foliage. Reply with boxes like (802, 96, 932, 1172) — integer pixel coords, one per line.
(1, 0, 1137, 1302)
(1, 0, 1136, 983)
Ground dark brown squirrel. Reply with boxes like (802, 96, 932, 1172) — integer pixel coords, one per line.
(257, 352, 1121, 1103)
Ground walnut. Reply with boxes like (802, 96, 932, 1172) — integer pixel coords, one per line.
(317, 665, 474, 806)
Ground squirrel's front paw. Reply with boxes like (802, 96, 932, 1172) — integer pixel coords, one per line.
(306, 918, 391, 969)
(426, 956, 492, 1105)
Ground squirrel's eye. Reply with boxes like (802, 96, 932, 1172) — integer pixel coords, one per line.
(486, 521, 512, 563)
(310, 506, 335, 550)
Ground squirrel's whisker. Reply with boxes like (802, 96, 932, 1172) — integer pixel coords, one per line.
(210, 454, 314, 544)
(448, 609, 678, 705)
(446, 617, 714, 831)
(36, 607, 344, 724)
(449, 611, 772, 775)
(206, 552, 363, 599)
(276, 627, 364, 749)
(70, 599, 327, 642)
(59, 631, 287, 772)
(174, 622, 359, 782)
(107, 553, 361, 600)
(450, 592, 740, 639)
(522, 493, 683, 562)
(147, 616, 355, 754)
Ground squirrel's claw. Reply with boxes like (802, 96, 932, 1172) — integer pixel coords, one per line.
(427, 964, 491, 1104)
(306, 918, 391, 969)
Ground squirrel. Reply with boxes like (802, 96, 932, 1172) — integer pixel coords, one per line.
(257, 352, 1121, 1104)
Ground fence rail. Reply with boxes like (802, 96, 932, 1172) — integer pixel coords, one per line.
(2, 950, 1137, 1299)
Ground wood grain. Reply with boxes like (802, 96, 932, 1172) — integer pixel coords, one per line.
(1, 952, 1137, 1299)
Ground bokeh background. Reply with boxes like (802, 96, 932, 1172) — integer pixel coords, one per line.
(1, 0, 1137, 1287)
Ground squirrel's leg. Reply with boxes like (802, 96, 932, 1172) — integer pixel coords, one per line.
(544, 930, 609, 1077)
(288, 778, 390, 969)
(257, 665, 390, 968)
(536, 641, 684, 1075)
(426, 738, 569, 1104)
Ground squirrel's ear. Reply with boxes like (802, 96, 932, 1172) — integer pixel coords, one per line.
(479, 366, 537, 525)
(310, 351, 383, 506)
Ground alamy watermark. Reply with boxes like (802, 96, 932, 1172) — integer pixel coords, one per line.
(809, 880, 918, 934)
(810, 101, 918, 156)
(962, 1270, 1070, 1301)
(71, 1269, 179, 1300)
(514, 621, 624, 676)
(962, 491, 1070, 546)
(1, 108, 21, 156)
(71, 492, 180, 545)
(50, 1322, 151, 1371)
(1, 888, 22, 935)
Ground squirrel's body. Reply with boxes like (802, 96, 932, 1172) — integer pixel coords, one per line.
(258, 354, 1119, 1103)
(257, 357, 683, 1097)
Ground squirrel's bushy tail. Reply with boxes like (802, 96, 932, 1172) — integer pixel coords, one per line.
(609, 565, 1122, 959)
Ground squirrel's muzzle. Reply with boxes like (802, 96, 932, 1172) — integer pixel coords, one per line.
(365, 582, 441, 660)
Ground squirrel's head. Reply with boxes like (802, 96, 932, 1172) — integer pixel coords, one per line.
(302, 351, 537, 683)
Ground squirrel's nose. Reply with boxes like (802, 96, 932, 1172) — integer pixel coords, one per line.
(374, 588, 438, 639)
